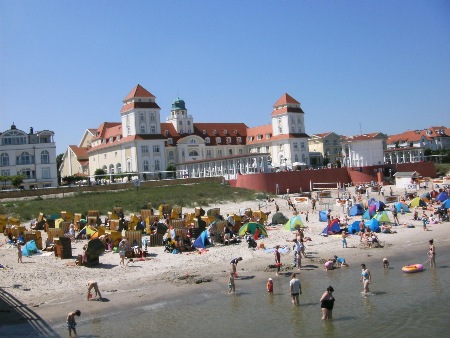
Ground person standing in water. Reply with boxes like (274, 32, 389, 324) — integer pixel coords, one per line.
(428, 239, 436, 267)
(360, 263, 371, 294)
(67, 310, 81, 337)
(320, 286, 335, 320)
(290, 273, 302, 305)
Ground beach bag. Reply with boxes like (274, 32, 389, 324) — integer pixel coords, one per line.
(172, 249, 180, 254)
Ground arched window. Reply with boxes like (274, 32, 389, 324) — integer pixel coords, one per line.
(127, 160, 132, 172)
(102, 165, 108, 172)
(116, 163, 122, 173)
(188, 149, 199, 157)
(143, 160, 149, 172)
(0, 153, 9, 166)
(294, 154, 299, 162)
(41, 150, 50, 164)
(109, 164, 115, 174)
(19, 152, 32, 165)
(154, 160, 160, 171)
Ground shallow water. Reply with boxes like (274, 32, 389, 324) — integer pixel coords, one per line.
(47, 247, 450, 338)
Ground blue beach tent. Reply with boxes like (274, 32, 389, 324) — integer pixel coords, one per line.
(22, 240, 38, 256)
(348, 220, 362, 234)
(321, 219, 341, 235)
(319, 211, 328, 222)
(349, 204, 364, 216)
(364, 219, 381, 233)
(193, 230, 211, 249)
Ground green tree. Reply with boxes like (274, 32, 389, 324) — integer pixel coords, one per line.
(11, 175, 25, 189)
(166, 164, 176, 179)
(94, 168, 107, 181)
(0, 175, 9, 189)
(56, 153, 64, 185)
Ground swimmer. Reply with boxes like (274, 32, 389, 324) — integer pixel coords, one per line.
(383, 257, 389, 269)
(360, 263, 371, 294)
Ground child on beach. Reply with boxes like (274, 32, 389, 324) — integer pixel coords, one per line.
(383, 257, 389, 268)
(17, 242, 23, 263)
(67, 310, 81, 337)
(341, 231, 348, 248)
(267, 278, 273, 293)
(228, 272, 235, 293)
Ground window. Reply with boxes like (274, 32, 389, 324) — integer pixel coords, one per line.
(217, 149, 222, 156)
(169, 151, 174, 161)
(301, 142, 305, 149)
(213, 130, 217, 135)
(17, 152, 33, 165)
(1, 169, 10, 176)
(150, 113, 155, 121)
(224, 129, 228, 134)
(42, 167, 51, 179)
(104, 154, 107, 159)
(216, 137, 221, 143)
(115, 152, 118, 157)
(117, 163, 122, 173)
(293, 142, 298, 149)
(154, 160, 160, 171)
(19, 168, 34, 179)
(0, 153, 9, 166)
(266, 134, 270, 139)
(140, 113, 145, 122)
(40, 150, 50, 164)
(257, 147, 261, 153)
(141, 145, 149, 153)
(140, 125, 146, 133)
(206, 149, 212, 158)
(238, 148, 243, 154)
(179, 121, 183, 125)
(226, 137, 232, 143)
(203, 129, 206, 135)
(188, 149, 199, 156)
(151, 126, 156, 134)
(168, 138, 173, 145)
(127, 160, 132, 172)
(205, 137, 210, 144)
(228, 149, 233, 155)
(189, 139, 197, 144)
(143, 160, 149, 172)
(153, 145, 160, 153)
(257, 135, 262, 140)
(248, 136, 253, 141)
(237, 137, 242, 143)
(187, 121, 191, 125)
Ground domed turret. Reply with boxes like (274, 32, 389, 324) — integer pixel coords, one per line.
(172, 98, 186, 111)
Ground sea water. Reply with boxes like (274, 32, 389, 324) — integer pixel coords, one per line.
(49, 247, 450, 337)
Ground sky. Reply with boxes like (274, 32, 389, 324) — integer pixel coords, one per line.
(1, 0, 449, 155)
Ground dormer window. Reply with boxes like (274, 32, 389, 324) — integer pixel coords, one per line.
(256, 135, 262, 140)
(164, 130, 169, 136)
(237, 137, 242, 143)
(117, 135, 121, 141)
(216, 137, 221, 143)
(248, 136, 253, 141)
(266, 134, 270, 139)
(109, 137, 114, 143)
(205, 137, 210, 144)
(226, 137, 232, 143)
(102, 139, 106, 144)
(234, 129, 238, 135)
(168, 138, 173, 145)
(213, 130, 217, 135)
(203, 129, 206, 135)
(224, 129, 228, 135)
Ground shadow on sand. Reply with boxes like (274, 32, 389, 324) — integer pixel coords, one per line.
(0, 287, 59, 337)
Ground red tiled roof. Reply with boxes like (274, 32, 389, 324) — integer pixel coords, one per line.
(274, 93, 299, 106)
(123, 84, 155, 101)
(386, 127, 450, 144)
(69, 145, 89, 159)
(343, 134, 382, 142)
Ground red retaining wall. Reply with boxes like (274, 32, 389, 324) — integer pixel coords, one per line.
(230, 161, 437, 194)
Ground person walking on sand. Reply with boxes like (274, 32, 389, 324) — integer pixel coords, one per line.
(274, 245, 281, 275)
(17, 242, 23, 263)
(118, 237, 128, 266)
(67, 310, 81, 337)
(428, 239, 436, 267)
(320, 286, 335, 320)
(360, 264, 371, 294)
(87, 281, 102, 301)
(290, 273, 302, 305)
(228, 272, 235, 294)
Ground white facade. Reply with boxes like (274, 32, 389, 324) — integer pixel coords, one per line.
(342, 137, 384, 167)
(0, 123, 57, 189)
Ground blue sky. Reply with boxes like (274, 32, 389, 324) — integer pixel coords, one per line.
(1, 0, 449, 155)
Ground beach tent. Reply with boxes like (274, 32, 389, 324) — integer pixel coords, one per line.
(421, 192, 431, 199)
(373, 211, 392, 224)
(284, 216, 306, 231)
(349, 204, 364, 216)
(22, 240, 38, 256)
(364, 219, 381, 233)
(430, 190, 439, 198)
(409, 197, 427, 208)
(366, 198, 377, 208)
(321, 219, 341, 235)
(394, 202, 410, 213)
(436, 191, 449, 202)
(319, 211, 328, 222)
(239, 222, 268, 236)
(272, 212, 289, 225)
(362, 205, 376, 220)
(442, 199, 450, 209)
(375, 201, 386, 211)
(348, 220, 362, 234)
(193, 230, 211, 249)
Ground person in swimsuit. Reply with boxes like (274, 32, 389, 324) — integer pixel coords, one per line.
(274, 246, 281, 275)
(67, 310, 81, 337)
(87, 281, 102, 301)
(360, 263, 371, 294)
(428, 239, 436, 267)
(230, 257, 242, 277)
(320, 286, 335, 320)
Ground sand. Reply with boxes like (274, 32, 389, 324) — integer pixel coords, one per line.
(1, 186, 449, 329)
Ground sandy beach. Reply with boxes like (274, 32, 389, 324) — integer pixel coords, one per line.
(1, 186, 449, 335)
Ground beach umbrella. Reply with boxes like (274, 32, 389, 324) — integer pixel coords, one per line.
(442, 199, 450, 209)
(284, 215, 306, 231)
(409, 197, 427, 208)
(238, 222, 268, 237)
(436, 191, 449, 202)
